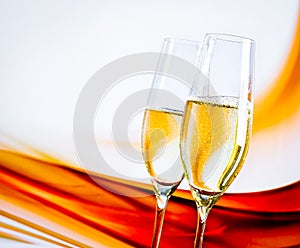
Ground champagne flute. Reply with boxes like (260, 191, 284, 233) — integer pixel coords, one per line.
(180, 33, 255, 247)
(141, 37, 202, 248)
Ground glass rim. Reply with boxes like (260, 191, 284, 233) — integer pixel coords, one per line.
(163, 36, 202, 46)
(205, 33, 255, 44)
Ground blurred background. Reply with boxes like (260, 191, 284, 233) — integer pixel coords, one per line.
(0, 0, 299, 193)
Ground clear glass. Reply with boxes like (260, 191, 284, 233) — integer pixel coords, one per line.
(180, 33, 255, 248)
(141, 37, 202, 248)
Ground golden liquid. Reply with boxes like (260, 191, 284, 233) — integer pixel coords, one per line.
(142, 108, 183, 184)
(180, 96, 252, 194)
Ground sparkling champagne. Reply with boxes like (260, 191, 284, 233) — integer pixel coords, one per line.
(180, 96, 252, 194)
(142, 108, 183, 185)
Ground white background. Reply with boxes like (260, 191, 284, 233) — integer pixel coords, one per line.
(0, 0, 299, 192)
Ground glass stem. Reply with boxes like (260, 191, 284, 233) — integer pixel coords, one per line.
(194, 206, 208, 248)
(151, 194, 169, 248)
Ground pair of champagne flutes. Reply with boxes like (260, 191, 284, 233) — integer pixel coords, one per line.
(141, 34, 255, 248)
